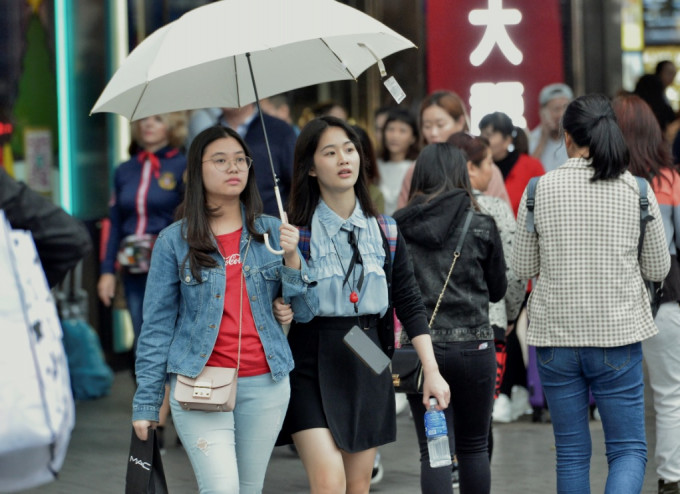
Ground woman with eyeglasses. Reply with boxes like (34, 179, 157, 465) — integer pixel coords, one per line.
(131, 125, 317, 494)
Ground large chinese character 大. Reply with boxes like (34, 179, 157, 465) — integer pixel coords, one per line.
(469, 0, 523, 66)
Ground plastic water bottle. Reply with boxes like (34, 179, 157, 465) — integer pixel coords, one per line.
(424, 397, 452, 468)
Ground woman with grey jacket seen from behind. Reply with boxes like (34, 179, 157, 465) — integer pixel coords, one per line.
(512, 93, 670, 493)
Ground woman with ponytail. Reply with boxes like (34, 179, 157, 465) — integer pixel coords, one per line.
(479, 112, 544, 216)
(512, 94, 670, 493)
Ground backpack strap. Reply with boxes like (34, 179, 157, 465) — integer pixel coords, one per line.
(525, 176, 541, 233)
(297, 215, 396, 263)
(634, 176, 652, 258)
(297, 225, 311, 261)
(376, 214, 397, 263)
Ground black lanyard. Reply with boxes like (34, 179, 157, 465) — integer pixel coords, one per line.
(332, 227, 364, 312)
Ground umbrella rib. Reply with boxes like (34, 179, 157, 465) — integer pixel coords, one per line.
(130, 82, 150, 120)
(320, 38, 357, 80)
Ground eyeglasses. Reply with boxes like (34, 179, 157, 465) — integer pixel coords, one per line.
(202, 156, 253, 172)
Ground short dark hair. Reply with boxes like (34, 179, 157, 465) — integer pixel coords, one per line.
(655, 60, 675, 76)
(287, 116, 378, 226)
(562, 94, 629, 181)
(447, 132, 490, 167)
(176, 125, 264, 279)
(380, 108, 420, 162)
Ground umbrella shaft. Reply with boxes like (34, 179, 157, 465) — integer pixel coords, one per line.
(245, 52, 279, 189)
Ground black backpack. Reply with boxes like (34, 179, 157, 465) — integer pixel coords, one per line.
(525, 175, 663, 317)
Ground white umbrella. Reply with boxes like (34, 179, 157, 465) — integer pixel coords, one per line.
(91, 0, 415, 253)
(91, 0, 414, 121)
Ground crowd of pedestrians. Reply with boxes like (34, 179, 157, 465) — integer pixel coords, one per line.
(108, 75, 678, 494)
(6, 66, 679, 493)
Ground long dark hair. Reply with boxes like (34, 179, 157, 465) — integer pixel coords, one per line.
(380, 108, 420, 161)
(288, 116, 378, 226)
(352, 124, 380, 185)
(613, 93, 678, 187)
(176, 125, 264, 279)
(409, 143, 479, 210)
(562, 94, 629, 181)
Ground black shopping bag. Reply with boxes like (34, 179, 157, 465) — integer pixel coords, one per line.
(125, 427, 169, 494)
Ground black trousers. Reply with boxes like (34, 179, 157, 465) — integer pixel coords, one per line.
(407, 340, 496, 494)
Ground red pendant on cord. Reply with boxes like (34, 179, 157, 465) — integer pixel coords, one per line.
(349, 291, 359, 304)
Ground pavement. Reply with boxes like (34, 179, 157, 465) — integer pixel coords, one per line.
(20, 370, 661, 493)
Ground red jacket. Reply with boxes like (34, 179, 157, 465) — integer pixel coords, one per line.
(504, 153, 545, 217)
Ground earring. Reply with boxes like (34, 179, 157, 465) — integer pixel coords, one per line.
(508, 143, 515, 153)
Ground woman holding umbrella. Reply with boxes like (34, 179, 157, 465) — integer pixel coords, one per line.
(277, 116, 449, 493)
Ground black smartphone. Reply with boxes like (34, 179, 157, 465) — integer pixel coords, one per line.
(342, 325, 391, 375)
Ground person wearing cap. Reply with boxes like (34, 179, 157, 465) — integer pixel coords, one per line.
(529, 83, 573, 173)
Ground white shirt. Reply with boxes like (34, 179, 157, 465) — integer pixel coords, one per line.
(377, 159, 413, 215)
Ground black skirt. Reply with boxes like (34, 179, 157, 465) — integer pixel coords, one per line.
(277, 315, 396, 453)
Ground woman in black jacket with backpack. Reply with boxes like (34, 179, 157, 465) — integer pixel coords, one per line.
(394, 143, 507, 494)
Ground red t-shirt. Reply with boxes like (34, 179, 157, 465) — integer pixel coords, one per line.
(206, 229, 270, 376)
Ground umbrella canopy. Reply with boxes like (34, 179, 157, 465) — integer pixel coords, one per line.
(91, 0, 415, 121)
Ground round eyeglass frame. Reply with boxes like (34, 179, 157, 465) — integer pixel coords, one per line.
(202, 156, 253, 172)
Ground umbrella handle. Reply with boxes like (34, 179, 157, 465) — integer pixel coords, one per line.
(264, 233, 285, 255)
(264, 186, 288, 255)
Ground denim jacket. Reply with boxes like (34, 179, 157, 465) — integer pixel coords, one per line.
(132, 206, 317, 422)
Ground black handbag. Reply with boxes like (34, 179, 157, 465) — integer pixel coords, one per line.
(125, 427, 169, 494)
(391, 211, 473, 394)
(391, 345, 423, 393)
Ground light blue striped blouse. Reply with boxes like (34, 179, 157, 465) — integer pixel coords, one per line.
(309, 200, 389, 317)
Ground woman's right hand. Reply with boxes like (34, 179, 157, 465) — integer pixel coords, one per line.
(132, 420, 157, 441)
(273, 297, 294, 325)
(97, 273, 117, 307)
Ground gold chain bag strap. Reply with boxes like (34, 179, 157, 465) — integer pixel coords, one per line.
(392, 211, 474, 393)
(174, 237, 251, 412)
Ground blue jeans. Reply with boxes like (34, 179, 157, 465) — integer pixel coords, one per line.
(536, 343, 647, 494)
(122, 272, 147, 352)
(407, 340, 497, 494)
(169, 373, 290, 494)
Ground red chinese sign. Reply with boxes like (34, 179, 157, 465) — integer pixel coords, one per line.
(426, 0, 565, 131)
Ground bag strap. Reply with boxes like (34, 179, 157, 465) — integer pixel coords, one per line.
(429, 210, 474, 328)
(235, 237, 252, 371)
(634, 176, 652, 259)
(525, 176, 541, 233)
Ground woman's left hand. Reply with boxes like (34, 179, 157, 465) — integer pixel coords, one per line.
(421, 370, 451, 410)
(273, 296, 294, 325)
(279, 221, 301, 269)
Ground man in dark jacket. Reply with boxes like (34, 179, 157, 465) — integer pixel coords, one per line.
(0, 167, 92, 287)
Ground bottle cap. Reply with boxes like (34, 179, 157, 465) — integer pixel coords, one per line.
(429, 397, 438, 408)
